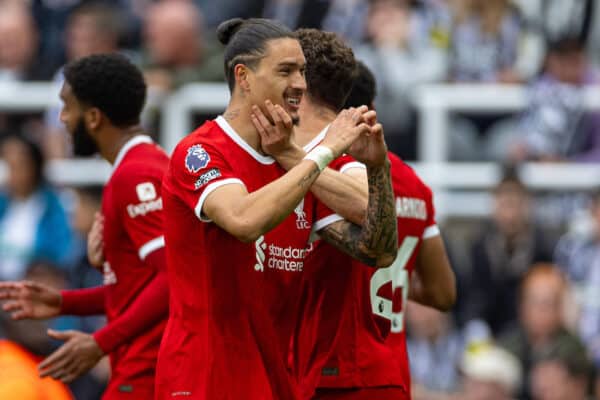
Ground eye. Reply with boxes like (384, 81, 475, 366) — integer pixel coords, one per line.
(279, 69, 290, 76)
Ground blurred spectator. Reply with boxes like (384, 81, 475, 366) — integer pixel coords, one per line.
(0, 1, 54, 83)
(407, 301, 463, 400)
(530, 342, 592, 400)
(555, 189, 600, 374)
(0, 134, 73, 280)
(44, 2, 124, 159)
(457, 169, 553, 335)
(508, 36, 600, 162)
(353, 0, 447, 159)
(142, 0, 224, 93)
(460, 344, 522, 400)
(448, 0, 523, 83)
(500, 264, 588, 400)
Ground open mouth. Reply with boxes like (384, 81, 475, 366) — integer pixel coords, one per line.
(284, 95, 302, 110)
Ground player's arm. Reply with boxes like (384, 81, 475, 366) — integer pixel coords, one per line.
(317, 156, 397, 268)
(204, 108, 370, 242)
(409, 235, 456, 311)
(252, 103, 368, 225)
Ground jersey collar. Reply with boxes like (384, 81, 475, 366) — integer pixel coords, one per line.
(216, 116, 276, 165)
(302, 124, 329, 152)
(111, 135, 153, 175)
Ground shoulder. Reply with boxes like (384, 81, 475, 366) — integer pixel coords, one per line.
(389, 152, 433, 199)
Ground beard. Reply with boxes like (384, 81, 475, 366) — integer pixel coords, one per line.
(292, 115, 300, 126)
(72, 117, 99, 156)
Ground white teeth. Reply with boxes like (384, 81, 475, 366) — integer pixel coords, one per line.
(287, 98, 299, 106)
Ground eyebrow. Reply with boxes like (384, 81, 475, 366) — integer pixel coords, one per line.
(277, 61, 305, 69)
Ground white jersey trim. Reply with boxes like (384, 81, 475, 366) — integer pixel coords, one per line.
(340, 161, 366, 174)
(112, 135, 153, 176)
(195, 178, 246, 222)
(302, 125, 329, 152)
(138, 235, 165, 260)
(313, 213, 344, 233)
(215, 116, 276, 165)
(422, 224, 440, 239)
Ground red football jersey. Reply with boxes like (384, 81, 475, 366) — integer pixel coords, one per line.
(100, 136, 169, 397)
(155, 117, 338, 400)
(298, 152, 438, 397)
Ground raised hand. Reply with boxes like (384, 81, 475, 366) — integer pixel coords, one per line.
(0, 281, 62, 320)
(87, 212, 104, 269)
(347, 122, 389, 167)
(321, 106, 372, 158)
(39, 329, 105, 383)
(251, 100, 298, 157)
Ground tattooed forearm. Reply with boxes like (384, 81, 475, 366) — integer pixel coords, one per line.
(320, 160, 397, 267)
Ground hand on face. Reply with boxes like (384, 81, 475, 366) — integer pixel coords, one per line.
(251, 100, 300, 158)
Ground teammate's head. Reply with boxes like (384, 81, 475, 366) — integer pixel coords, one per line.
(60, 53, 146, 156)
(296, 28, 356, 112)
(344, 61, 377, 110)
(217, 18, 305, 124)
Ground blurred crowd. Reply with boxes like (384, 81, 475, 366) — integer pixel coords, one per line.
(0, 0, 600, 399)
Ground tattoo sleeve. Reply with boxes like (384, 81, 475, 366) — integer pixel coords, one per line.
(318, 160, 398, 267)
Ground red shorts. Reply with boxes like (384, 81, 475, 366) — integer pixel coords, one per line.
(313, 387, 409, 400)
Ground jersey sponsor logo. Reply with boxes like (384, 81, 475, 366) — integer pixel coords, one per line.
(194, 168, 221, 190)
(136, 182, 157, 202)
(253, 236, 312, 273)
(103, 262, 117, 285)
(127, 197, 163, 218)
(294, 199, 310, 229)
(185, 144, 210, 173)
(396, 197, 427, 220)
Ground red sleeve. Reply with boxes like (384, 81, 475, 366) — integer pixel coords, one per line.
(329, 154, 365, 174)
(93, 247, 168, 353)
(60, 286, 106, 315)
(422, 185, 439, 240)
(170, 141, 245, 222)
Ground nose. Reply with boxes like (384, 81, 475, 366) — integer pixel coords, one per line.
(59, 108, 67, 124)
(292, 71, 307, 92)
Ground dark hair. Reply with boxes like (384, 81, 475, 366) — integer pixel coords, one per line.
(344, 61, 377, 109)
(63, 53, 146, 127)
(217, 18, 295, 92)
(1, 133, 45, 186)
(296, 28, 357, 112)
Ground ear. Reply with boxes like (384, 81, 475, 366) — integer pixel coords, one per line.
(234, 64, 251, 93)
(85, 108, 102, 131)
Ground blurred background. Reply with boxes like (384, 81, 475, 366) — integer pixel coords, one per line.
(0, 0, 599, 399)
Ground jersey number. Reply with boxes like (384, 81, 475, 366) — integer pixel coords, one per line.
(370, 236, 418, 333)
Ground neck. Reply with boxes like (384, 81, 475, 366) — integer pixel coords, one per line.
(223, 100, 263, 153)
(295, 100, 336, 147)
(99, 125, 146, 165)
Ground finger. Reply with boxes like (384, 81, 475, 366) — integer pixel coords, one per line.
(265, 100, 283, 127)
(0, 288, 20, 300)
(363, 110, 377, 125)
(356, 105, 368, 114)
(250, 114, 268, 138)
(39, 345, 71, 372)
(2, 300, 23, 312)
(252, 105, 273, 131)
(370, 123, 383, 136)
(47, 329, 77, 341)
(274, 105, 293, 129)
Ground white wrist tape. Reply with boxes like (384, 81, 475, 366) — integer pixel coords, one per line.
(304, 145, 334, 172)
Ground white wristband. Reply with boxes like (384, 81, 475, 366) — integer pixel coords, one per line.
(304, 145, 334, 172)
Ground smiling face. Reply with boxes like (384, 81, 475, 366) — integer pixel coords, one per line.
(242, 37, 306, 125)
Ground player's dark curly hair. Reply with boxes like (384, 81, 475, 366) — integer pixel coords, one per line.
(217, 18, 295, 92)
(344, 61, 377, 110)
(63, 53, 146, 127)
(296, 28, 357, 112)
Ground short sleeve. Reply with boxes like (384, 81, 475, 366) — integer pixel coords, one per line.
(113, 167, 166, 260)
(169, 141, 245, 222)
(422, 185, 439, 240)
(329, 154, 366, 174)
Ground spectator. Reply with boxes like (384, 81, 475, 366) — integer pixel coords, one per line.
(448, 0, 523, 83)
(500, 264, 588, 400)
(458, 168, 553, 335)
(554, 189, 600, 377)
(460, 344, 522, 400)
(0, 134, 73, 280)
(530, 342, 592, 400)
(44, 2, 125, 159)
(407, 301, 463, 400)
(142, 0, 224, 93)
(508, 36, 600, 162)
(353, 0, 447, 159)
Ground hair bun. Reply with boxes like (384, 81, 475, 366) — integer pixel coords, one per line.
(217, 18, 244, 45)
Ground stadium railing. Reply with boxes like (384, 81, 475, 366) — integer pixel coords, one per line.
(1, 82, 599, 219)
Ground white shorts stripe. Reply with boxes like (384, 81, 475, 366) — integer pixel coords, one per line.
(194, 178, 246, 222)
(138, 235, 165, 260)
